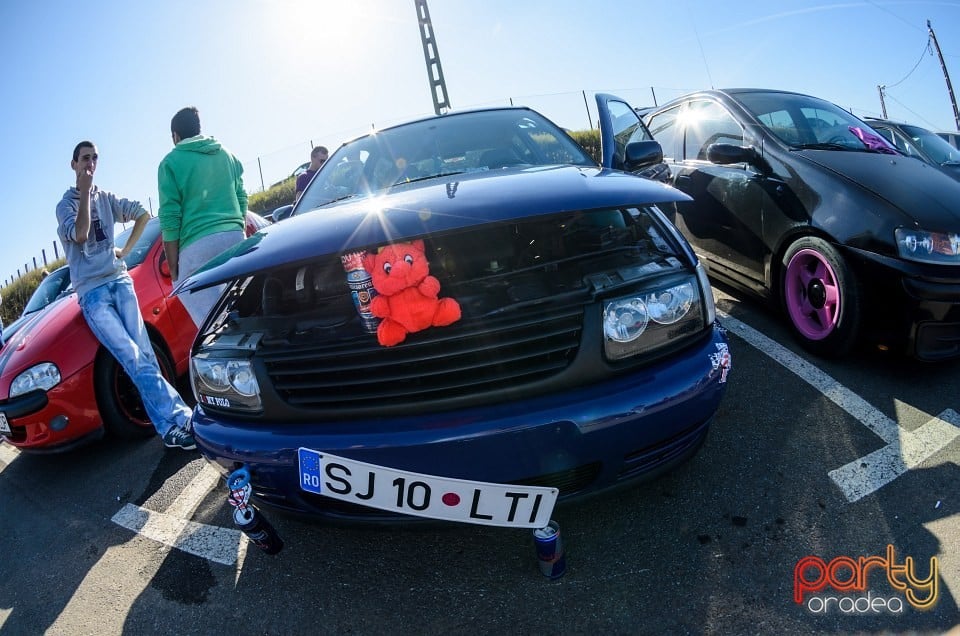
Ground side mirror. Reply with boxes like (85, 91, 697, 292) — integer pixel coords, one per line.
(707, 143, 758, 166)
(272, 204, 294, 222)
(624, 140, 664, 172)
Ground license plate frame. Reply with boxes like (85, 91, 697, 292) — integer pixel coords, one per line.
(298, 448, 557, 528)
(0, 412, 10, 435)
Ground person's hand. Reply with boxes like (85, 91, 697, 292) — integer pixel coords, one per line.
(76, 166, 93, 192)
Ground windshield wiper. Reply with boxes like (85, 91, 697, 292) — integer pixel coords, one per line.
(390, 170, 467, 187)
(793, 143, 855, 151)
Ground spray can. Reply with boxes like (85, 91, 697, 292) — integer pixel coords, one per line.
(340, 251, 379, 334)
(533, 520, 566, 579)
(226, 467, 284, 555)
(232, 506, 284, 555)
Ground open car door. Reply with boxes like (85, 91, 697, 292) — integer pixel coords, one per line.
(595, 93, 670, 183)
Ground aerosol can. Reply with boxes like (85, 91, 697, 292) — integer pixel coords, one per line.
(226, 466, 284, 555)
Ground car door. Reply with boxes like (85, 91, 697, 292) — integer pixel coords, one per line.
(645, 98, 768, 291)
(594, 93, 670, 183)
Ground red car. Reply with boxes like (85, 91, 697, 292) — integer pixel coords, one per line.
(0, 213, 270, 452)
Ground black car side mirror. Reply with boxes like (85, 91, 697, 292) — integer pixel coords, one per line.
(624, 140, 664, 172)
(706, 143, 758, 166)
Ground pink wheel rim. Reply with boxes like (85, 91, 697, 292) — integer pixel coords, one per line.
(784, 248, 841, 340)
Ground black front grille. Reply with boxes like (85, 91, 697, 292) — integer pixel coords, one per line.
(261, 304, 583, 409)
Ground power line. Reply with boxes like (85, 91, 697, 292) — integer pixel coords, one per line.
(884, 38, 931, 89)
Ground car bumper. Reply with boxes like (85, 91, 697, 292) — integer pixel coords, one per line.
(848, 248, 960, 361)
(0, 364, 104, 451)
(193, 324, 732, 522)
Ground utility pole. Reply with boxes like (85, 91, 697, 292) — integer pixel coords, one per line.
(413, 0, 451, 115)
(877, 85, 888, 118)
(928, 19, 960, 131)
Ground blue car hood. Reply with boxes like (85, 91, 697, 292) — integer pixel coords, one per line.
(799, 150, 960, 228)
(177, 166, 691, 293)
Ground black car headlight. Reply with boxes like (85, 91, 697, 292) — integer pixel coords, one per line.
(10, 363, 61, 397)
(602, 275, 706, 361)
(896, 228, 960, 265)
(191, 354, 262, 412)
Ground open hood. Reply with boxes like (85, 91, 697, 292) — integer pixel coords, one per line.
(176, 165, 690, 294)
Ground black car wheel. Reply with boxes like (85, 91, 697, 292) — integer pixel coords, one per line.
(781, 236, 861, 357)
(93, 341, 176, 439)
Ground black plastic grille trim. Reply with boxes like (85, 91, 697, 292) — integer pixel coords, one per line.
(261, 304, 584, 409)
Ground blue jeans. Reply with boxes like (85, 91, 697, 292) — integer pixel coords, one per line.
(79, 276, 192, 436)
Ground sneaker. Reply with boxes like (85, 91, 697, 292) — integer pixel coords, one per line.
(162, 426, 197, 450)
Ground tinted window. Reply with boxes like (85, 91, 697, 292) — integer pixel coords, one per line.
(607, 99, 653, 169)
(646, 105, 681, 160)
(682, 100, 743, 160)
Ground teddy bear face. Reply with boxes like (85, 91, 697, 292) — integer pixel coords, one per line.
(363, 239, 431, 296)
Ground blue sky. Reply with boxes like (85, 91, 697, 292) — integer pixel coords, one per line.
(2, 0, 960, 286)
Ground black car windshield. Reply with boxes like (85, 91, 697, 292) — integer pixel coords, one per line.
(736, 91, 895, 153)
(22, 267, 72, 314)
(297, 108, 596, 212)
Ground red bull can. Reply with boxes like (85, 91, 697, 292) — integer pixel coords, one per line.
(533, 520, 566, 579)
(340, 251, 379, 334)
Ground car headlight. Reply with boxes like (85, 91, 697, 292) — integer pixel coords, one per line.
(10, 363, 61, 397)
(896, 228, 960, 265)
(191, 355, 262, 411)
(602, 276, 705, 361)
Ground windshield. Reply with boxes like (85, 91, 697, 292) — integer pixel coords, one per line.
(22, 267, 72, 314)
(116, 217, 160, 268)
(897, 123, 960, 164)
(297, 109, 595, 212)
(737, 91, 894, 153)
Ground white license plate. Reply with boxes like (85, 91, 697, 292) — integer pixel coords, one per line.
(298, 449, 558, 528)
(0, 412, 10, 435)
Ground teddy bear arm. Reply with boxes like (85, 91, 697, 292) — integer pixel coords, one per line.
(418, 276, 441, 298)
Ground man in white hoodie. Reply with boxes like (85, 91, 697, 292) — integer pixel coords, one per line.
(55, 141, 196, 450)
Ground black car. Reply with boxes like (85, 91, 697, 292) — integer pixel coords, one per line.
(866, 117, 960, 182)
(642, 88, 960, 361)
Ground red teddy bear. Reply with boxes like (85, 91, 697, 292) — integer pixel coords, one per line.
(362, 239, 461, 346)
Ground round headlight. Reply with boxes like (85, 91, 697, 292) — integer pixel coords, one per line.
(603, 298, 649, 343)
(227, 360, 259, 397)
(10, 363, 61, 397)
(645, 283, 695, 324)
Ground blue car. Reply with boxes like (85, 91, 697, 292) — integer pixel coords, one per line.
(178, 96, 731, 526)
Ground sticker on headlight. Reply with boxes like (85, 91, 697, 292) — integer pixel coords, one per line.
(201, 395, 232, 408)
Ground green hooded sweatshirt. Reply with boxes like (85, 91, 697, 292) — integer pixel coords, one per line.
(157, 135, 248, 251)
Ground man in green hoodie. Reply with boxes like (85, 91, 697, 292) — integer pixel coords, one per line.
(158, 106, 248, 328)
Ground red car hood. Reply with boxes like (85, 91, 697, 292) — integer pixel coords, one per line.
(0, 293, 98, 395)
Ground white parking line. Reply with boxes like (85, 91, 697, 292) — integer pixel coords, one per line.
(827, 409, 960, 502)
(111, 463, 246, 566)
(718, 310, 960, 502)
(0, 442, 18, 469)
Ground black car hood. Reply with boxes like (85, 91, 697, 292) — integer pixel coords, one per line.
(177, 166, 691, 293)
(799, 150, 960, 228)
